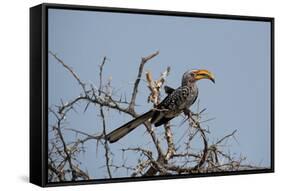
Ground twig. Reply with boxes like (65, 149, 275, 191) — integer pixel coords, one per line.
(49, 108, 77, 180)
(98, 57, 112, 178)
(49, 51, 87, 94)
(188, 114, 208, 170)
(216, 130, 237, 145)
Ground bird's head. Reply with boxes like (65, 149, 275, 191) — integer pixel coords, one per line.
(182, 69, 215, 86)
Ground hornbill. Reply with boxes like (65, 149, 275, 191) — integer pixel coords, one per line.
(106, 69, 215, 143)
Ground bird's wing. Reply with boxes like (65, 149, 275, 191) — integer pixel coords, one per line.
(160, 86, 190, 110)
(151, 86, 191, 125)
(164, 85, 175, 94)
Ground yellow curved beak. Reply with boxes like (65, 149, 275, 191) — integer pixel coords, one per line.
(194, 69, 215, 83)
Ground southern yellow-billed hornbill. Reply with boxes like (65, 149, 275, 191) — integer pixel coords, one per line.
(106, 69, 215, 143)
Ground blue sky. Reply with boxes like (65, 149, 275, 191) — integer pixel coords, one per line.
(48, 8, 271, 179)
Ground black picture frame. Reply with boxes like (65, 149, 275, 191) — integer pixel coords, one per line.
(30, 3, 274, 187)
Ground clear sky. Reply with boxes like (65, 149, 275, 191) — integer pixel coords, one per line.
(48, 8, 271, 179)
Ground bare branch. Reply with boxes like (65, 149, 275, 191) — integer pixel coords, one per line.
(164, 123, 175, 161)
(48, 50, 262, 181)
(49, 51, 87, 94)
(216, 129, 237, 145)
(129, 51, 159, 112)
(98, 56, 112, 178)
(49, 108, 77, 180)
(146, 66, 170, 105)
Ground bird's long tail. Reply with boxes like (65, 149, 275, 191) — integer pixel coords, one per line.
(106, 110, 155, 143)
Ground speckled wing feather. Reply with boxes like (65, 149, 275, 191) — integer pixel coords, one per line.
(151, 86, 194, 126)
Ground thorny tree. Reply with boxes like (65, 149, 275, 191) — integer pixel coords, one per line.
(48, 51, 260, 182)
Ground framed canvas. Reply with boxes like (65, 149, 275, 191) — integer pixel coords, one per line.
(30, 3, 274, 187)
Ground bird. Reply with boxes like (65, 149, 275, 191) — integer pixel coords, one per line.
(106, 69, 215, 143)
